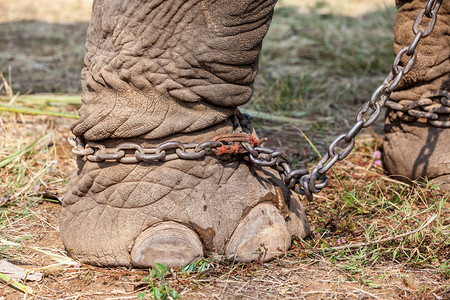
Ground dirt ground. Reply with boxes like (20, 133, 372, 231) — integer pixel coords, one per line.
(1, 112, 448, 299)
(0, 0, 449, 299)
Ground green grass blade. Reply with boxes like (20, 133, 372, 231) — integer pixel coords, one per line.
(0, 134, 51, 168)
(0, 272, 35, 295)
(1, 96, 316, 123)
(0, 105, 78, 118)
(240, 109, 314, 124)
(287, 124, 322, 157)
(0, 94, 82, 105)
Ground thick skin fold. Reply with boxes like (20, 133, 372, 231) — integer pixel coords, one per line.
(71, 0, 277, 140)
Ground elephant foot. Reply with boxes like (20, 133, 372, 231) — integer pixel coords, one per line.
(225, 203, 291, 262)
(384, 110, 450, 191)
(60, 122, 311, 268)
(131, 222, 203, 268)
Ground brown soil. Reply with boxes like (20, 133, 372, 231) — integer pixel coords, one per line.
(1, 115, 448, 299)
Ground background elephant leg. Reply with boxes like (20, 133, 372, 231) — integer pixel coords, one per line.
(384, 0, 450, 190)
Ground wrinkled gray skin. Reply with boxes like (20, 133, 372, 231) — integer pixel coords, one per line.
(61, 0, 310, 268)
(384, 0, 450, 190)
(61, 0, 450, 268)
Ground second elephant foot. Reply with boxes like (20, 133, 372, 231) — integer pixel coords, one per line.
(384, 111, 450, 192)
(225, 203, 291, 262)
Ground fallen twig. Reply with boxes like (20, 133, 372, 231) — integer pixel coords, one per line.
(0, 239, 79, 268)
(311, 214, 437, 251)
(342, 161, 409, 186)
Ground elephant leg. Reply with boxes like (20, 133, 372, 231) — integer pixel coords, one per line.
(384, 0, 450, 190)
(61, 0, 312, 268)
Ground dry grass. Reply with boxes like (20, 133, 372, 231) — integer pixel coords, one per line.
(1, 0, 449, 299)
(1, 91, 449, 299)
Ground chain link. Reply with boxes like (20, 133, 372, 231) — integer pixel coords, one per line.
(385, 90, 450, 127)
(68, 137, 222, 164)
(69, 0, 444, 201)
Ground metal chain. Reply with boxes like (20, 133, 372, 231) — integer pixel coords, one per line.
(70, 0, 443, 201)
(69, 137, 222, 164)
(69, 133, 262, 163)
(244, 0, 443, 200)
(385, 90, 450, 127)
